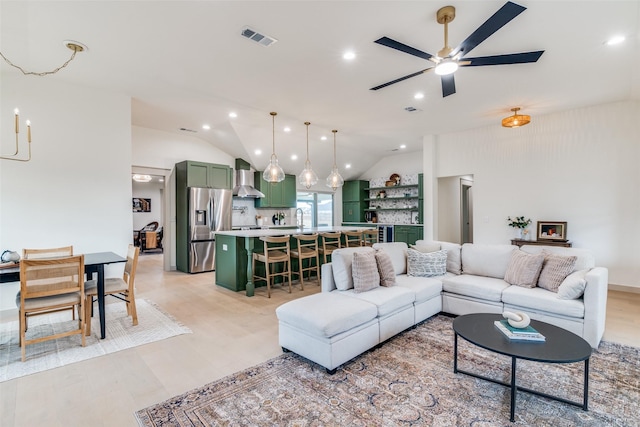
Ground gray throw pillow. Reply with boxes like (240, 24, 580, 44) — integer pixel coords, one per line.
(407, 248, 447, 277)
(538, 251, 577, 292)
(352, 251, 380, 293)
(504, 250, 545, 288)
(375, 250, 396, 287)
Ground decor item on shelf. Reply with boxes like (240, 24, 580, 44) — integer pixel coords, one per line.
(537, 221, 568, 241)
(502, 107, 531, 128)
(1, 108, 32, 162)
(385, 180, 395, 187)
(298, 121, 318, 189)
(263, 112, 285, 183)
(379, 191, 386, 198)
(326, 130, 344, 191)
(390, 173, 401, 185)
(507, 216, 531, 239)
(1, 40, 86, 76)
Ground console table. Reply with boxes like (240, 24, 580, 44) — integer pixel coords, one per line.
(511, 239, 572, 248)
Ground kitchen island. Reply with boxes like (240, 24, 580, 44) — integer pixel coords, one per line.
(215, 226, 373, 296)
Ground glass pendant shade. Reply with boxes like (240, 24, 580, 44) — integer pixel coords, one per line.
(326, 129, 344, 191)
(263, 112, 285, 183)
(298, 121, 318, 189)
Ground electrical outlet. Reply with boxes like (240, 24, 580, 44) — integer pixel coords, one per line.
(222, 244, 228, 251)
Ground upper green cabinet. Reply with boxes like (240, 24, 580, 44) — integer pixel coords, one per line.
(175, 160, 232, 189)
(342, 180, 367, 222)
(254, 173, 297, 208)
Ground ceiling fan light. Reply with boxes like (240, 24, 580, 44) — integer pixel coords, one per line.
(434, 59, 458, 75)
(502, 107, 531, 128)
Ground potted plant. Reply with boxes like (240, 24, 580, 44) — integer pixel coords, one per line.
(507, 216, 532, 239)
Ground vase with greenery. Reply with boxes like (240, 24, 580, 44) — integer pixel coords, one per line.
(507, 216, 532, 239)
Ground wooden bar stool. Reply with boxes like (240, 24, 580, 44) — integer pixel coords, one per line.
(252, 235, 292, 298)
(343, 230, 364, 247)
(318, 232, 342, 264)
(290, 233, 320, 288)
(363, 228, 378, 246)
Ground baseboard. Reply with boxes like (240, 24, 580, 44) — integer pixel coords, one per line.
(609, 284, 640, 294)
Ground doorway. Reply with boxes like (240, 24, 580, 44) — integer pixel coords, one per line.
(437, 175, 474, 244)
(460, 178, 473, 243)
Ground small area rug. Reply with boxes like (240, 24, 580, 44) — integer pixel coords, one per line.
(135, 315, 639, 427)
(0, 299, 191, 382)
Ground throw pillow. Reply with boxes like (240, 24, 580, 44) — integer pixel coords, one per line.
(503, 250, 545, 288)
(410, 242, 441, 253)
(375, 250, 396, 287)
(557, 269, 588, 300)
(407, 248, 447, 277)
(352, 251, 380, 293)
(537, 251, 578, 292)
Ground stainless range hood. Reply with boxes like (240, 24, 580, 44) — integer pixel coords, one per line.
(233, 169, 265, 198)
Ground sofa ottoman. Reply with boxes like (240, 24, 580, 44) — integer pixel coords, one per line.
(276, 292, 379, 373)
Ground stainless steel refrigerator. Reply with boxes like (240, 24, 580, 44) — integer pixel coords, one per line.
(188, 187, 232, 273)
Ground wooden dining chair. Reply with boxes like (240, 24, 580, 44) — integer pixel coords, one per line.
(18, 255, 85, 361)
(290, 233, 320, 288)
(318, 232, 342, 264)
(84, 244, 140, 336)
(362, 229, 378, 246)
(252, 235, 292, 298)
(343, 230, 364, 247)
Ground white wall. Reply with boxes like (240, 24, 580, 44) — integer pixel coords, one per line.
(425, 100, 640, 288)
(1, 73, 132, 308)
(359, 151, 423, 181)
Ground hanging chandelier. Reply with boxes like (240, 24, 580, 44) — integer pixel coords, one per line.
(326, 130, 344, 191)
(263, 112, 285, 183)
(298, 121, 318, 189)
(502, 107, 531, 128)
(1, 109, 32, 162)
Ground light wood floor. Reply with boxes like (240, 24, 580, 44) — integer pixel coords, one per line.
(1, 253, 638, 426)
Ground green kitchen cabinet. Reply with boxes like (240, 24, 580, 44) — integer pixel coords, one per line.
(342, 180, 367, 222)
(175, 160, 232, 189)
(394, 225, 423, 246)
(254, 173, 296, 208)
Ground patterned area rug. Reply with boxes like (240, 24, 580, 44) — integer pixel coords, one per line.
(136, 315, 639, 427)
(0, 299, 191, 382)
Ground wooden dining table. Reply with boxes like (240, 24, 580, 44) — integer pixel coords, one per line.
(0, 251, 126, 339)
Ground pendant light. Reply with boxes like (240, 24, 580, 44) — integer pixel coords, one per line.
(298, 121, 318, 189)
(263, 112, 285, 183)
(326, 129, 344, 191)
(502, 107, 531, 128)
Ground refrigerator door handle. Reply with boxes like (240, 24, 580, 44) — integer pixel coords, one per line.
(209, 196, 215, 232)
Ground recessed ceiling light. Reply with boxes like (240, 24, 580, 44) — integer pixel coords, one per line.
(284, 127, 291, 132)
(321, 136, 327, 141)
(400, 144, 407, 149)
(345, 164, 351, 169)
(343, 51, 356, 60)
(229, 112, 237, 118)
(291, 154, 298, 160)
(605, 35, 625, 46)
(202, 124, 211, 130)
(254, 149, 262, 155)
(414, 93, 424, 100)
(159, 178, 164, 182)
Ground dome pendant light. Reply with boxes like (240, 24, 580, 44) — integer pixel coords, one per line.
(502, 107, 531, 128)
(298, 121, 318, 189)
(326, 129, 344, 191)
(263, 112, 285, 183)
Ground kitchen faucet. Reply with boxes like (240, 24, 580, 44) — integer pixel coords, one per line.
(296, 208, 304, 229)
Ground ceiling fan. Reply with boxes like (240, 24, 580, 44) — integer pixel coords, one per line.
(370, 1, 544, 97)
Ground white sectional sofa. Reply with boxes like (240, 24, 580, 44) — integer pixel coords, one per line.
(276, 241, 608, 373)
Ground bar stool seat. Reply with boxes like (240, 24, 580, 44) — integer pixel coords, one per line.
(343, 230, 364, 247)
(252, 235, 292, 298)
(363, 228, 378, 246)
(290, 233, 320, 288)
(318, 232, 342, 264)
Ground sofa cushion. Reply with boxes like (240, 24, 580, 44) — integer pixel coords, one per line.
(416, 240, 462, 275)
(352, 251, 380, 293)
(372, 242, 408, 275)
(557, 269, 589, 300)
(442, 274, 510, 302)
(410, 242, 441, 253)
(407, 249, 447, 277)
(340, 285, 415, 317)
(276, 293, 378, 338)
(537, 251, 577, 292)
(502, 285, 585, 319)
(461, 244, 516, 279)
(395, 274, 443, 303)
(503, 250, 544, 288)
(375, 250, 396, 287)
(331, 247, 375, 291)
(520, 245, 594, 272)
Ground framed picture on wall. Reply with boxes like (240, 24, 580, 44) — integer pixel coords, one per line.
(133, 198, 151, 213)
(537, 221, 567, 241)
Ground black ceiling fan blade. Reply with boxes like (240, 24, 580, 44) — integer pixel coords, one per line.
(374, 37, 436, 62)
(441, 74, 456, 97)
(460, 51, 544, 67)
(452, 1, 526, 58)
(370, 68, 433, 91)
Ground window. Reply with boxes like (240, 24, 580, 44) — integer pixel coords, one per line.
(297, 192, 334, 227)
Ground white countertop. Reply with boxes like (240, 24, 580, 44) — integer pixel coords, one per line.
(216, 225, 376, 238)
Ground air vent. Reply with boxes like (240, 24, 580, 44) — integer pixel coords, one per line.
(179, 127, 197, 133)
(404, 106, 422, 113)
(241, 26, 278, 47)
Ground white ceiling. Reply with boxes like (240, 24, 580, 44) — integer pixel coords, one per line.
(2, 1, 639, 180)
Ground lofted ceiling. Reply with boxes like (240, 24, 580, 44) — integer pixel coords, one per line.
(2, 1, 639, 181)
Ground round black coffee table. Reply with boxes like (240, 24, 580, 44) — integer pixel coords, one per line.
(453, 313, 592, 422)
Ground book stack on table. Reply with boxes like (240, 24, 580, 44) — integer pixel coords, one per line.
(494, 319, 546, 342)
